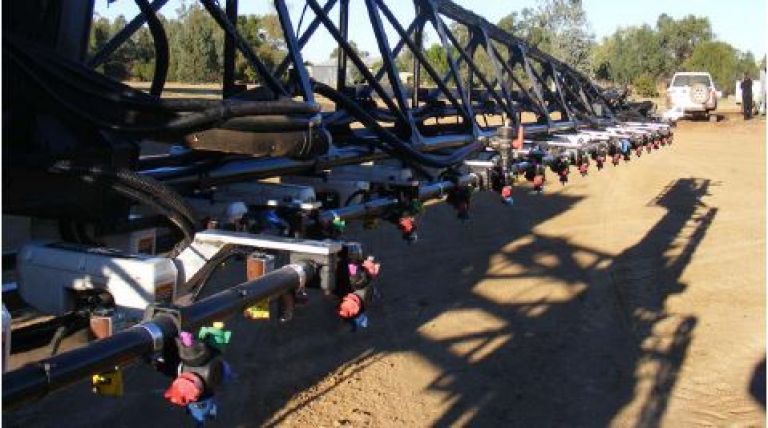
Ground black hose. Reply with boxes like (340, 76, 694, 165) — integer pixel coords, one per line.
(158, 98, 320, 114)
(49, 326, 69, 357)
(108, 182, 195, 257)
(10, 55, 311, 135)
(52, 163, 196, 226)
(187, 245, 250, 301)
(112, 168, 197, 228)
(49, 163, 197, 257)
(217, 115, 319, 132)
(12, 34, 319, 116)
(6, 36, 164, 110)
(5, 37, 319, 136)
(135, 0, 169, 97)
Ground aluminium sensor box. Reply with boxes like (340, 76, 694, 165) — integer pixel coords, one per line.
(17, 243, 178, 319)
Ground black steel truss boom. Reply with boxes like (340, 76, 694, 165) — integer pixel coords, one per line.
(77, 0, 617, 155)
(1, 0, 672, 415)
(2, 0, 631, 219)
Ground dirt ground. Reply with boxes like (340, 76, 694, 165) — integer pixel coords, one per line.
(4, 115, 766, 427)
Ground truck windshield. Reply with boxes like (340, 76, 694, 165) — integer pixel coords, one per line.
(672, 75, 711, 87)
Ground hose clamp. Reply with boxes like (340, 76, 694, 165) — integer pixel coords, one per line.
(138, 322, 165, 353)
(287, 263, 308, 289)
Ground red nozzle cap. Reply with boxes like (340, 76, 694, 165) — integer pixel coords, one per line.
(501, 185, 513, 199)
(398, 217, 416, 234)
(338, 293, 363, 319)
(362, 257, 381, 278)
(164, 372, 204, 406)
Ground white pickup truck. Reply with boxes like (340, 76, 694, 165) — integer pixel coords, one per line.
(663, 72, 720, 122)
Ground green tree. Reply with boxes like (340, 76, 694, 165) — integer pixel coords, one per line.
(498, 0, 595, 73)
(87, 4, 287, 85)
(423, 43, 451, 79)
(252, 13, 287, 80)
(109, 16, 136, 80)
(682, 44, 758, 95)
(538, 0, 594, 74)
(633, 74, 658, 97)
(232, 16, 259, 82)
(329, 40, 369, 63)
(683, 41, 741, 94)
(656, 14, 713, 73)
(592, 25, 668, 85)
(395, 48, 414, 73)
(89, 16, 112, 53)
(497, 8, 551, 51)
(592, 11, 752, 95)
(330, 41, 372, 84)
(736, 51, 760, 79)
(171, 5, 224, 83)
(89, 15, 133, 80)
(132, 26, 156, 81)
(497, 1, 594, 75)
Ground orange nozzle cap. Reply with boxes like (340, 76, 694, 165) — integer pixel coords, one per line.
(338, 293, 362, 319)
(512, 125, 524, 150)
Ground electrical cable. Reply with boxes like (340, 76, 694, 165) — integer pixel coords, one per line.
(187, 245, 252, 301)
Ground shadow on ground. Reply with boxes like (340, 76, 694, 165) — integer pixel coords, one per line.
(750, 357, 766, 408)
(3, 178, 716, 427)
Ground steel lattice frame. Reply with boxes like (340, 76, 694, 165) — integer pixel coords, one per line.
(84, 0, 619, 185)
(1, 0, 673, 410)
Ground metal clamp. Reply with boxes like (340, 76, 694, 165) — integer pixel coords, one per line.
(138, 322, 165, 353)
(287, 263, 308, 289)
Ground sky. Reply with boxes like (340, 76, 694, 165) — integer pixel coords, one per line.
(96, 0, 767, 64)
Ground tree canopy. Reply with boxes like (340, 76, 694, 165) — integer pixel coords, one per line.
(87, 1, 761, 96)
(497, 0, 594, 74)
(683, 41, 759, 91)
(88, 5, 286, 84)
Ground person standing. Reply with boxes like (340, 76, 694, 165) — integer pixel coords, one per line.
(741, 73, 753, 120)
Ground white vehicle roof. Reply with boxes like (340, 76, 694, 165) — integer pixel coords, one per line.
(669, 72, 715, 88)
